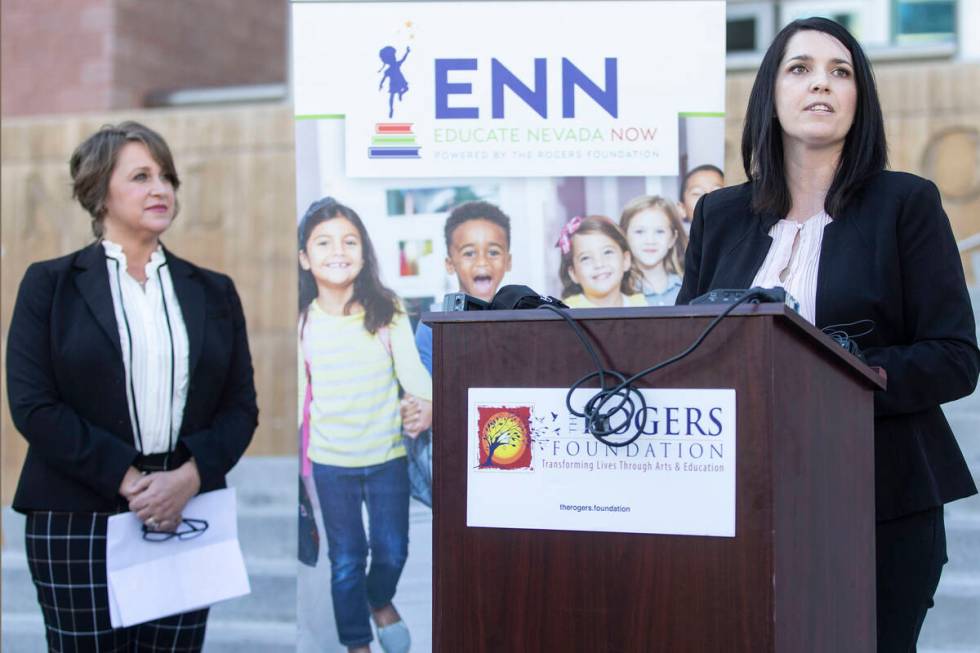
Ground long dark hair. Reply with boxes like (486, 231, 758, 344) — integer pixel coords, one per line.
(741, 17, 886, 218)
(298, 197, 399, 334)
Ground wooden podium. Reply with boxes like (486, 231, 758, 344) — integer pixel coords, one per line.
(424, 304, 885, 652)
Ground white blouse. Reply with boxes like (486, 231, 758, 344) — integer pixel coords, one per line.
(102, 240, 190, 455)
(750, 211, 832, 324)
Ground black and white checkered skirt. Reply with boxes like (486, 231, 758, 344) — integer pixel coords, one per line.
(25, 511, 209, 652)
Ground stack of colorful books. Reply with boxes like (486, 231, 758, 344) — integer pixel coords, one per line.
(369, 123, 421, 159)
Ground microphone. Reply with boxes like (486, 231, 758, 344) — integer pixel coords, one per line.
(489, 285, 568, 310)
(691, 286, 800, 313)
(442, 293, 490, 312)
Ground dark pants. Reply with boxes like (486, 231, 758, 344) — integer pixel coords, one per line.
(876, 507, 947, 652)
(25, 511, 209, 653)
(313, 457, 410, 647)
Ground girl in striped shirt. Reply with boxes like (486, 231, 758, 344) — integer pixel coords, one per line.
(298, 197, 430, 653)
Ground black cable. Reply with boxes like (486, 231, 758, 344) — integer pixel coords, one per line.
(821, 319, 875, 342)
(536, 304, 639, 445)
(157, 263, 177, 470)
(113, 258, 145, 454)
(539, 289, 771, 447)
(821, 318, 875, 361)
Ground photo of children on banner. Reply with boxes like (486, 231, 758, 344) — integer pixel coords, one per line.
(557, 215, 646, 308)
(297, 197, 430, 653)
(406, 201, 513, 506)
(678, 164, 725, 234)
(620, 195, 688, 306)
(413, 200, 513, 372)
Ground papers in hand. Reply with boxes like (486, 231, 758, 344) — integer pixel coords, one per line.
(106, 487, 251, 628)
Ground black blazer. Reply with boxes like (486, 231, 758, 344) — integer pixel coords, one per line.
(6, 242, 258, 513)
(677, 171, 979, 521)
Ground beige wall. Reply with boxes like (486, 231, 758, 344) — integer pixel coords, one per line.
(3, 62, 980, 504)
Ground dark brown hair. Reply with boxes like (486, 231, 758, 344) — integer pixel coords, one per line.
(742, 17, 886, 218)
(298, 197, 400, 335)
(69, 121, 180, 237)
(558, 215, 637, 299)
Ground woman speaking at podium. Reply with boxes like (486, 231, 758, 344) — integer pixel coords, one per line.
(6, 122, 258, 651)
(677, 18, 979, 651)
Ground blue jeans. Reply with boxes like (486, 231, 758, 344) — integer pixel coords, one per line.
(313, 457, 410, 647)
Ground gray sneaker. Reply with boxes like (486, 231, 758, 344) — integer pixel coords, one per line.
(376, 620, 411, 653)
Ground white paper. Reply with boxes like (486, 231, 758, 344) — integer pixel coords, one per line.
(106, 487, 251, 628)
(467, 388, 736, 537)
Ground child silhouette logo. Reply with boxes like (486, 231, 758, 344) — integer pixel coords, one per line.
(378, 45, 410, 118)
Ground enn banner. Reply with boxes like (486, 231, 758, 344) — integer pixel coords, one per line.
(292, 1, 727, 649)
(293, 1, 725, 177)
(467, 387, 737, 537)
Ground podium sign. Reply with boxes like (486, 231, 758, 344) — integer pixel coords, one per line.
(466, 387, 736, 536)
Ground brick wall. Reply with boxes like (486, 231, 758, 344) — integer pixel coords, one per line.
(1, 0, 115, 116)
(111, 0, 287, 108)
(0, 0, 287, 117)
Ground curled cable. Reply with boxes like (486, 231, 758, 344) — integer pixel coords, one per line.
(539, 289, 772, 448)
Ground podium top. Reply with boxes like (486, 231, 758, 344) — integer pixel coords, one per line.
(422, 303, 886, 390)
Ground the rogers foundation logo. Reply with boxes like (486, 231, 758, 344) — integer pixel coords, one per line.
(476, 406, 532, 471)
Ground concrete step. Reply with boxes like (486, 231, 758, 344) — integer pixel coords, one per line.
(0, 612, 295, 653)
(2, 550, 296, 623)
(2, 456, 300, 651)
(0, 458, 299, 560)
(225, 456, 297, 510)
(230, 456, 298, 561)
(238, 506, 296, 561)
(946, 488, 980, 520)
(943, 509, 980, 575)
(943, 409, 980, 470)
(2, 551, 37, 615)
(201, 619, 296, 653)
(2, 507, 26, 554)
(2, 505, 297, 561)
(918, 572, 980, 650)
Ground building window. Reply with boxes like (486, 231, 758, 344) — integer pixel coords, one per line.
(831, 12, 855, 32)
(727, 17, 759, 53)
(894, 0, 956, 43)
(726, 1, 776, 57)
(779, 0, 869, 42)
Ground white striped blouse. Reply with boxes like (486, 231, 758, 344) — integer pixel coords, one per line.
(102, 240, 190, 455)
(750, 211, 832, 324)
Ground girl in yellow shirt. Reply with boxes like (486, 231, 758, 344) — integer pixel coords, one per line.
(298, 197, 429, 653)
